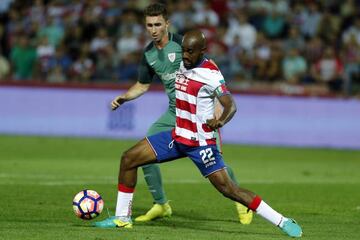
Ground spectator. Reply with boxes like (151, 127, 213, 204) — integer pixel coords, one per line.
(170, 2, 194, 33)
(340, 0, 357, 19)
(210, 0, 229, 23)
(116, 27, 141, 62)
(262, 10, 286, 39)
(37, 16, 64, 47)
(253, 32, 271, 80)
(47, 65, 66, 83)
(317, 9, 342, 45)
(0, 23, 8, 57)
(299, 2, 322, 39)
(6, 7, 24, 47)
(304, 36, 324, 64)
(28, 0, 46, 26)
(342, 17, 360, 46)
(248, 0, 273, 14)
(78, 8, 98, 42)
(266, 42, 283, 81)
(288, 2, 305, 30)
(94, 45, 117, 81)
(47, 46, 72, 79)
(90, 28, 111, 53)
(116, 52, 138, 82)
(0, 47, 10, 80)
(192, 0, 219, 27)
(117, 10, 142, 37)
(224, 12, 257, 53)
(0, 0, 13, 14)
(341, 35, 360, 95)
(311, 47, 344, 92)
(282, 48, 307, 84)
(63, 25, 83, 61)
(10, 35, 37, 80)
(36, 36, 55, 79)
(70, 48, 95, 82)
(284, 27, 305, 52)
(103, 0, 121, 20)
(104, 15, 120, 39)
(47, 0, 67, 19)
(207, 26, 230, 78)
(271, 0, 289, 15)
(196, 15, 218, 42)
(65, 1, 84, 26)
(227, 35, 247, 80)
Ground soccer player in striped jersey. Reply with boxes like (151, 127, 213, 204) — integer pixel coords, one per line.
(95, 2, 251, 224)
(94, 29, 303, 238)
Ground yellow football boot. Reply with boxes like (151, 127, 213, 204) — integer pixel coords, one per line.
(113, 218, 133, 228)
(236, 202, 253, 224)
(135, 202, 172, 222)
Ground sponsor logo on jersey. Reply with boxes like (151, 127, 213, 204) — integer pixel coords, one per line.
(175, 73, 189, 91)
(168, 53, 176, 62)
(162, 71, 177, 81)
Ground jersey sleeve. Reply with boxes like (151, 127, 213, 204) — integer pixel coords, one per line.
(196, 68, 230, 97)
(138, 53, 155, 84)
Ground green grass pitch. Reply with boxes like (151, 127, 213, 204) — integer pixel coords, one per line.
(0, 135, 359, 240)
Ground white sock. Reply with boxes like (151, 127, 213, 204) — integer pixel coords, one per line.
(115, 191, 133, 218)
(256, 200, 288, 227)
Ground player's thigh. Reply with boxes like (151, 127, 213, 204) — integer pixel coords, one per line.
(185, 144, 226, 177)
(122, 138, 157, 168)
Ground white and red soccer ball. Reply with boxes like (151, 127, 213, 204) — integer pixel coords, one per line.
(72, 189, 104, 220)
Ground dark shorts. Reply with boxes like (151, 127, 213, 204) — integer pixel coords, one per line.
(146, 130, 226, 177)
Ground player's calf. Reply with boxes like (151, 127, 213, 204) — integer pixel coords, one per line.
(208, 169, 254, 206)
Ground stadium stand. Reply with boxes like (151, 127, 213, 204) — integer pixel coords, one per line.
(0, 0, 359, 97)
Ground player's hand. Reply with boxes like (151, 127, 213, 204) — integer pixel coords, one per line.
(206, 118, 224, 130)
(111, 96, 126, 110)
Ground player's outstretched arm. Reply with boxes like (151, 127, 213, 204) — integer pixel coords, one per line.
(111, 82, 150, 110)
(206, 94, 237, 130)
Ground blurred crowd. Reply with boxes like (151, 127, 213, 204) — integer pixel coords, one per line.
(0, 0, 359, 96)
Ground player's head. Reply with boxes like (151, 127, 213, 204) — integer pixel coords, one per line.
(182, 30, 207, 69)
(144, 3, 169, 44)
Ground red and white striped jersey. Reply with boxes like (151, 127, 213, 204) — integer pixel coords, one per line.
(172, 58, 230, 146)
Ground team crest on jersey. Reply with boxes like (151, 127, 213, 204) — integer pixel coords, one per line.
(168, 53, 176, 62)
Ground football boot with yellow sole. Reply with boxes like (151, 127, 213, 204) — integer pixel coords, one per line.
(135, 202, 172, 222)
(235, 202, 253, 225)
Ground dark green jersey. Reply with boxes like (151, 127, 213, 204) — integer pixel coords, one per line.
(138, 33, 183, 112)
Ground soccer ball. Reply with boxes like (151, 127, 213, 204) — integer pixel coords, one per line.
(72, 189, 104, 220)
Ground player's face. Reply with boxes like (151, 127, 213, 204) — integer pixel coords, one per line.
(145, 15, 169, 44)
(182, 39, 203, 69)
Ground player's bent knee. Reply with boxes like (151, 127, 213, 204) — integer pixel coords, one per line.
(120, 151, 136, 170)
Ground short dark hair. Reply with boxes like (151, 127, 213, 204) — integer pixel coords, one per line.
(144, 3, 168, 20)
